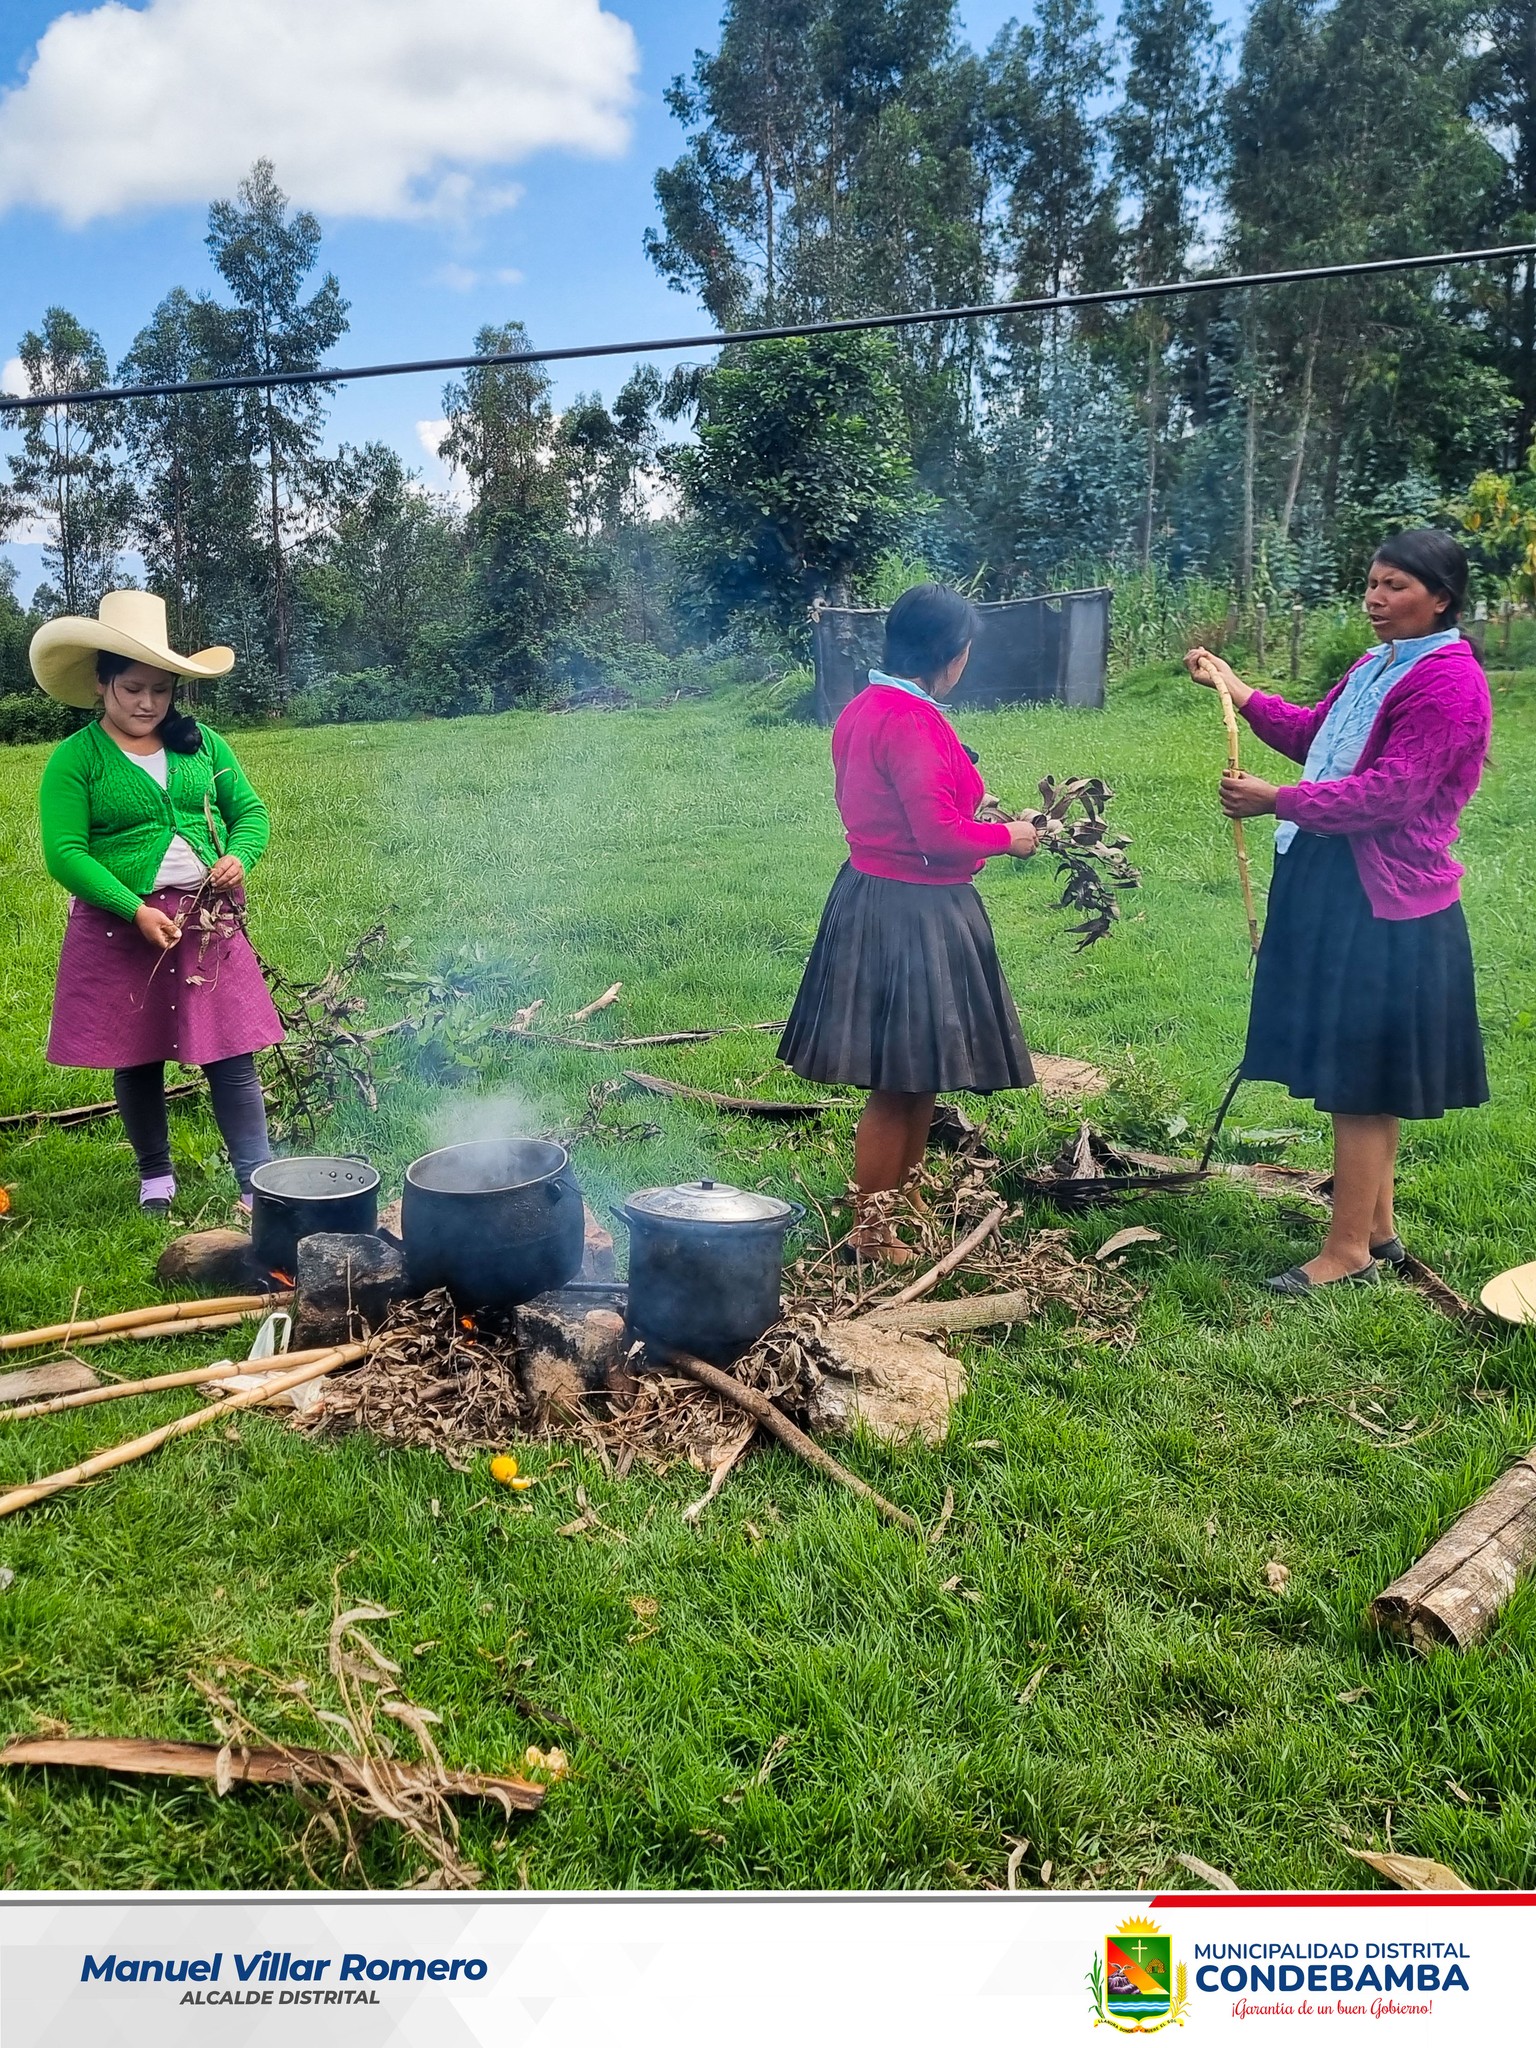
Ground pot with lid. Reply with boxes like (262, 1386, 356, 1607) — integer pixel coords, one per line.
(621, 1179, 803, 1365)
(249, 1156, 380, 1276)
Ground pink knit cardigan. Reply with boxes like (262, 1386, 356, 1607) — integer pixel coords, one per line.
(1242, 639, 1491, 920)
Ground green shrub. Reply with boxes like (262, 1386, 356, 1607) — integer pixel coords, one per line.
(1306, 610, 1375, 694)
(743, 664, 818, 724)
(0, 694, 86, 745)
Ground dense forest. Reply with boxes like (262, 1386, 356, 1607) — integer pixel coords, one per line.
(2, 0, 1534, 732)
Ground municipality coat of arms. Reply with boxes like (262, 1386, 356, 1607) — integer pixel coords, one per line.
(1088, 1915, 1189, 2033)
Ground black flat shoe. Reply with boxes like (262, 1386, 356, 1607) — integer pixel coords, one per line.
(1369, 1236, 1406, 1266)
(1264, 1261, 1379, 1295)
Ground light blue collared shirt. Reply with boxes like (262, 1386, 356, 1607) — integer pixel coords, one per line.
(1274, 628, 1460, 854)
(867, 666, 938, 704)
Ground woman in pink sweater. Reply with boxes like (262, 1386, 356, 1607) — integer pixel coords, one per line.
(780, 585, 1039, 1262)
(1186, 531, 1491, 1294)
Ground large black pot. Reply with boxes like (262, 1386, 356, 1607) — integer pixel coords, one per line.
(402, 1138, 585, 1309)
(249, 1156, 380, 1275)
(621, 1180, 802, 1365)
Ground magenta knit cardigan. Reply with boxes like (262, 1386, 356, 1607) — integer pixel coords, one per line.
(1241, 639, 1491, 921)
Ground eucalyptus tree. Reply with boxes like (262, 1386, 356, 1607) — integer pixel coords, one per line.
(3, 307, 132, 615)
(205, 159, 349, 693)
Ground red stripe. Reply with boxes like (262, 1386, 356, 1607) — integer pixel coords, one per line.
(1151, 1892, 1536, 1909)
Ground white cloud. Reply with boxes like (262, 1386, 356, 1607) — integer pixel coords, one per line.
(0, 0, 639, 226)
(429, 262, 526, 292)
(2, 357, 28, 396)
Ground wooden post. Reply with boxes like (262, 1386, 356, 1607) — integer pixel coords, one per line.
(1289, 603, 1304, 683)
(1255, 603, 1267, 669)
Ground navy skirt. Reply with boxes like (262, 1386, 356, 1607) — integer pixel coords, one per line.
(1241, 832, 1488, 1119)
(779, 863, 1034, 1094)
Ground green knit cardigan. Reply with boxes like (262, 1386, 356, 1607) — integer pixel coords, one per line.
(38, 719, 271, 921)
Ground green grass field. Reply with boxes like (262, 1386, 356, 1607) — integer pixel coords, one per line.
(1, 663, 1535, 1892)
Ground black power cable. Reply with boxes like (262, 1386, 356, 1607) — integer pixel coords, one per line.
(1, 239, 1532, 414)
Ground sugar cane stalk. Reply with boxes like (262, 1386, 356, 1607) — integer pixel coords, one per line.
(1212, 673, 1261, 955)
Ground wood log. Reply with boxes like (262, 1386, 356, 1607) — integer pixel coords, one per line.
(514, 1299, 627, 1416)
(1371, 1447, 1536, 1650)
(862, 1288, 1037, 1334)
(70, 1309, 264, 1349)
(662, 1347, 921, 1534)
(0, 1361, 100, 1405)
(291, 1232, 408, 1349)
(0, 1735, 544, 1811)
(581, 1203, 616, 1280)
(1, 1294, 291, 1356)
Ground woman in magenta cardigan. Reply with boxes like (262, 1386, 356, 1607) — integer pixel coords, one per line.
(780, 585, 1039, 1262)
(1186, 531, 1491, 1294)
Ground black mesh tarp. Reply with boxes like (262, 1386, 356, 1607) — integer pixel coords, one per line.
(811, 587, 1110, 724)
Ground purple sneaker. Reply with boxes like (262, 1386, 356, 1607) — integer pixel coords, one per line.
(139, 1174, 176, 1216)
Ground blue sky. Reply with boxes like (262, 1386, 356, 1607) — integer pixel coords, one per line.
(0, 0, 1235, 602)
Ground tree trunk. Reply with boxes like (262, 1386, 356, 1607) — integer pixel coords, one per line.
(1279, 315, 1320, 547)
(1140, 326, 1160, 571)
(1241, 386, 1257, 601)
(265, 398, 287, 690)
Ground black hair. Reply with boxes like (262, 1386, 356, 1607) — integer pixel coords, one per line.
(95, 650, 204, 754)
(1370, 530, 1468, 624)
(882, 582, 981, 683)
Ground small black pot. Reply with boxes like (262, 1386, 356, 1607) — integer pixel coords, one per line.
(621, 1180, 802, 1365)
(402, 1138, 585, 1309)
(249, 1156, 380, 1276)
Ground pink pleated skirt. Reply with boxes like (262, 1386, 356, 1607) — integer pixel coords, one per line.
(47, 886, 285, 1071)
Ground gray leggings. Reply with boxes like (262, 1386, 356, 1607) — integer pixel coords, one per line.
(114, 1055, 272, 1195)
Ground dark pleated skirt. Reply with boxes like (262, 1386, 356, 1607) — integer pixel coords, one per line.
(778, 863, 1034, 1094)
(1241, 832, 1488, 1119)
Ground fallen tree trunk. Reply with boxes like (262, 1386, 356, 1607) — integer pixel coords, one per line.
(0, 1735, 544, 1811)
(1371, 1448, 1536, 1650)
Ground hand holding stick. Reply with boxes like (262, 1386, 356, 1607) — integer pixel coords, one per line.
(1186, 648, 1260, 957)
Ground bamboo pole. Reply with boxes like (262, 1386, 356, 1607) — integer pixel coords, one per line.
(0, 1347, 343, 1423)
(0, 1293, 289, 1357)
(1211, 673, 1261, 955)
(0, 1343, 365, 1519)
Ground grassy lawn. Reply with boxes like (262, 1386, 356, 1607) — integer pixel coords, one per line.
(1, 663, 1535, 1891)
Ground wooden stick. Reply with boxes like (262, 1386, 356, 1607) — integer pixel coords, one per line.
(879, 1205, 1007, 1309)
(0, 1735, 544, 1811)
(0, 1293, 289, 1356)
(569, 982, 623, 1023)
(1371, 1446, 1536, 1650)
(662, 1348, 921, 1535)
(1212, 672, 1261, 954)
(0, 1343, 364, 1519)
(0, 1346, 343, 1422)
(0, 1082, 203, 1133)
(624, 1071, 840, 1119)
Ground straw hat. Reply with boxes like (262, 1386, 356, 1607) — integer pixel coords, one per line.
(29, 590, 235, 708)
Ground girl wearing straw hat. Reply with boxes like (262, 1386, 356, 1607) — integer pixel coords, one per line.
(31, 591, 283, 1216)
(1185, 532, 1491, 1294)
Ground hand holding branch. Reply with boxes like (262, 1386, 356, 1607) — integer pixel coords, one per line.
(1005, 819, 1039, 858)
(134, 903, 181, 952)
(208, 855, 245, 893)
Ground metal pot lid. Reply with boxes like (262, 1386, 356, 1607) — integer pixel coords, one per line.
(624, 1179, 794, 1224)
